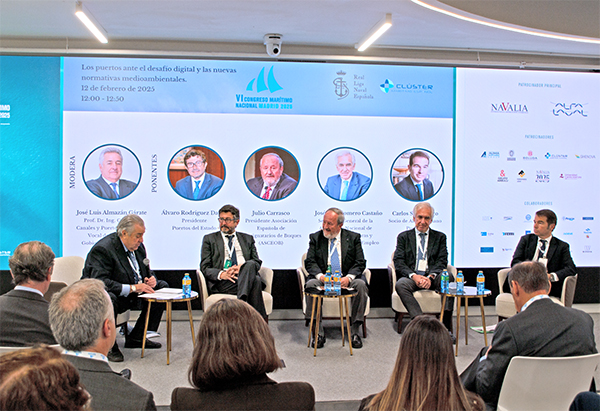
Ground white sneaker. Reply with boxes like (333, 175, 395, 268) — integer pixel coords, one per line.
(146, 331, 161, 339)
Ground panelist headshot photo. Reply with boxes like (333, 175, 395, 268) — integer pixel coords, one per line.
(318, 148, 372, 201)
(391, 149, 444, 201)
(169, 146, 225, 201)
(245, 147, 299, 201)
(84, 145, 140, 200)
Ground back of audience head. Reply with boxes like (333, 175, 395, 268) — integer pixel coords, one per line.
(508, 261, 550, 293)
(0, 345, 90, 410)
(366, 316, 482, 411)
(188, 299, 282, 389)
(49, 278, 115, 352)
(8, 241, 55, 285)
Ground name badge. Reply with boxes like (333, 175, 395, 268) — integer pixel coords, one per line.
(417, 259, 428, 272)
(538, 258, 548, 267)
(224, 259, 232, 269)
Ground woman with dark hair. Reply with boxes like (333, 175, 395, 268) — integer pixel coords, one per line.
(359, 316, 483, 411)
(0, 345, 91, 410)
(171, 298, 315, 410)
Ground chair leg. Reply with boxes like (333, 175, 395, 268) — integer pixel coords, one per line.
(362, 317, 367, 338)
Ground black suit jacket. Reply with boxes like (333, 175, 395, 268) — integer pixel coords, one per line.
(171, 375, 315, 411)
(200, 231, 262, 292)
(394, 177, 434, 201)
(510, 234, 576, 297)
(65, 355, 156, 411)
(246, 173, 298, 200)
(82, 232, 155, 296)
(305, 228, 366, 282)
(0, 289, 57, 346)
(393, 228, 448, 278)
(469, 298, 597, 408)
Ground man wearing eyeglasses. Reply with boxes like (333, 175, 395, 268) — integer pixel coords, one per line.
(175, 150, 223, 200)
(200, 204, 267, 319)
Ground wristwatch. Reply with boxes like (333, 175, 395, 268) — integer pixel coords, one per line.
(131, 284, 137, 293)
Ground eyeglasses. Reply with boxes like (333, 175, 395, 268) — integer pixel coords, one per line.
(186, 161, 205, 168)
(218, 217, 237, 223)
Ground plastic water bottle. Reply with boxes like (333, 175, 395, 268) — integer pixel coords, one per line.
(332, 270, 341, 295)
(477, 270, 485, 294)
(456, 270, 464, 294)
(441, 270, 449, 293)
(324, 265, 332, 295)
(182, 273, 191, 297)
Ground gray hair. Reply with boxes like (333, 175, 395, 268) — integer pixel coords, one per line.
(335, 150, 355, 165)
(8, 241, 55, 285)
(99, 147, 123, 164)
(326, 207, 345, 225)
(508, 261, 550, 293)
(49, 279, 113, 351)
(117, 214, 145, 236)
(260, 153, 284, 168)
(413, 202, 434, 218)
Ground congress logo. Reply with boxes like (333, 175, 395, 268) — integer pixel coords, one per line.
(379, 79, 394, 93)
(552, 103, 587, 117)
(246, 66, 283, 93)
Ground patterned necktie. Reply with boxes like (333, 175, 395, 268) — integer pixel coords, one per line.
(227, 235, 238, 266)
(262, 186, 271, 200)
(416, 183, 424, 200)
(193, 180, 201, 200)
(127, 251, 141, 283)
(539, 239, 547, 259)
(340, 180, 349, 201)
(110, 183, 120, 198)
(330, 238, 341, 274)
(416, 232, 426, 273)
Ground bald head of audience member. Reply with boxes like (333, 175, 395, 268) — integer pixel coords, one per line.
(8, 241, 55, 294)
(508, 261, 551, 312)
(49, 278, 116, 355)
(0, 345, 90, 411)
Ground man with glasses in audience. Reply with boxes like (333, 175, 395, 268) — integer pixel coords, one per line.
(175, 149, 223, 200)
(200, 204, 267, 319)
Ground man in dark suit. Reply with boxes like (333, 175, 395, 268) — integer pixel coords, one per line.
(0, 241, 57, 346)
(323, 150, 371, 201)
(393, 202, 455, 336)
(174, 149, 223, 200)
(86, 147, 137, 199)
(82, 214, 167, 362)
(246, 152, 297, 200)
(461, 261, 597, 410)
(50, 279, 156, 410)
(304, 207, 368, 349)
(200, 204, 267, 319)
(394, 150, 434, 201)
(510, 209, 576, 298)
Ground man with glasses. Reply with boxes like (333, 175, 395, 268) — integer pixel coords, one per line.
(175, 149, 223, 200)
(200, 204, 267, 319)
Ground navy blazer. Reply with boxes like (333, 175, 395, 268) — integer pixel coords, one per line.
(305, 228, 367, 282)
(393, 228, 448, 278)
(394, 176, 434, 201)
(323, 172, 371, 201)
(0, 289, 57, 346)
(246, 173, 297, 200)
(86, 176, 136, 200)
(175, 174, 223, 200)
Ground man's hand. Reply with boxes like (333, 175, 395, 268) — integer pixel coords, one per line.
(133, 283, 155, 294)
(340, 276, 351, 288)
(220, 266, 239, 283)
(412, 274, 431, 289)
(144, 276, 157, 289)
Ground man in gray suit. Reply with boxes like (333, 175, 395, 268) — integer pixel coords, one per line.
(49, 278, 156, 411)
(246, 152, 297, 200)
(86, 147, 137, 199)
(200, 204, 267, 319)
(0, 241, 57, 346)
(460, 261, 597, 410)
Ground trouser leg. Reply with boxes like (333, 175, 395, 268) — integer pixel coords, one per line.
(129, 279, 168, 340)
(213, 263, 267, 319)
(349, 278, 368, 335)
(432, 273, 455, 332)
(304, 278, 324, 336)
(396, 277, 423, 318)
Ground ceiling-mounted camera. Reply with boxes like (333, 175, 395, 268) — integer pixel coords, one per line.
(264, 33, 283, 57)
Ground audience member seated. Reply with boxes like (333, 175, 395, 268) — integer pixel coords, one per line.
(0, 241, 57, 346)
(49, 279, 157, 411)
(171, 299, 315, 410)
(359, 316, 483, 411)
(461, 261, 597, 410)
(569, 391, 600, 411)
(0, 345, 90, 410)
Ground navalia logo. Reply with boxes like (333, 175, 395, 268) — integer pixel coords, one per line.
(552, 103, 588, 117)
(380, 79, 394, 93)
(491, 102, 528, 114)
(246, 66, 282, 93)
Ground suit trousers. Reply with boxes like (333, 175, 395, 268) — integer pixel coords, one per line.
(109, 279, 168, 341)
(212, 263, 267, 319)
(304, 278, 368, 335)
(395, 274, 454, 325)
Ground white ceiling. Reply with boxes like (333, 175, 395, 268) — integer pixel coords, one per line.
(1, 0, 598, 68)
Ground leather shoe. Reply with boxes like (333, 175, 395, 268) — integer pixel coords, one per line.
(351, 334, 363, 349)
(125, 338, 161, 349)
(107, 345, 124, 362)
(449, 332, 457, 344)
(119, 368, 132, 380)
(310, 335, 326, 349)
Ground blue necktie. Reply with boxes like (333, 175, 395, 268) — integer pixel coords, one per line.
(330, 238, 341, 274)
(227, 235, 238, 266)
(416, 183, 424, 200)
(416, 233, 426, 274)
(110, 183, 120, 198)
(340, 180, 349, 201)
(193, 180, 201, 200)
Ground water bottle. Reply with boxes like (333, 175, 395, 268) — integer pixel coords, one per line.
(182, 273, 191, 297)
(332, 270, 341, 295)
(441, 270, 449, 293)
(324, 265, 332, 295)
(477, 270, 485, 294)
(456, 270, 464, 294)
